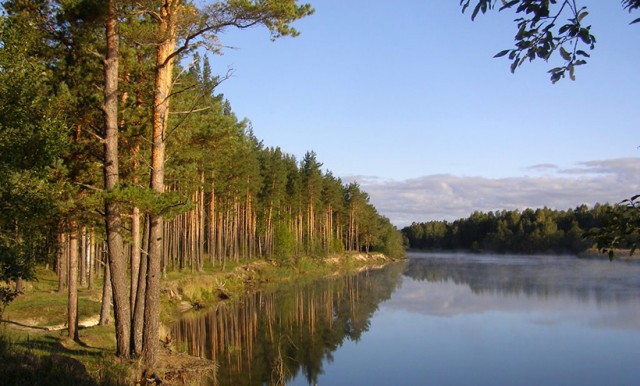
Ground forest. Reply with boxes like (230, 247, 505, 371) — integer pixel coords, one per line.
(0, 0, 404, 369)
(401, 204, 640, 255)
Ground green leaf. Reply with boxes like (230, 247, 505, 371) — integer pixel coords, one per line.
(471, 2, 482, 21)
(461, 1, 470, 14)
(559, 47, 571, 61)
(578, 28, 592, 44)
(499, 0, 519, 11)
(510, 60, 518, 73)
(631, 17, 640, 25)
(577, 11, 589, 23)
(494, 49, 510, 58)
(568, 63, 575, 80)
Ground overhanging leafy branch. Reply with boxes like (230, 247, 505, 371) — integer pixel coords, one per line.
(461, 0, 605, 83)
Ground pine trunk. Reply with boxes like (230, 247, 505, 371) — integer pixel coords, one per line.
(68, 223, 79, 341)
(57, 232, 67, 293)
(131, 206, 141, 313)
(198, 172, 205, 271)
(88, 229, 94, 290)
(208, 178, 216, 265)
(99, 255, 112, 326)
(130, 139, 141, 311)
(144, 4, 177, 366)
(103, 4, 131, 358)
(80, 226, 87, 288)
(132, 215, 149, 356)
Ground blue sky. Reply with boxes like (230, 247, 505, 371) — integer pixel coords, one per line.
(207, 1, 640, 226)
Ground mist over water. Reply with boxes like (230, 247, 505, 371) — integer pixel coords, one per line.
(397, 253, 640, 324)
(174, 253, 640, 386)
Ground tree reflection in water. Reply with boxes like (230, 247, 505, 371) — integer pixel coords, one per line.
(171, 262, 405, 386)
(404, 253, 640, 304)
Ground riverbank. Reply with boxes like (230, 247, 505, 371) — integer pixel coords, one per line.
(0, 252, 401, 385)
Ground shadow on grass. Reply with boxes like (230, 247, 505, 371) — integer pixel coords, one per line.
(0, 335, 127, 386)
(16, 334, 105, 358)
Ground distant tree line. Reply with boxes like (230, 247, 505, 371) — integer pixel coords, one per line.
(401, 204, 639, 254)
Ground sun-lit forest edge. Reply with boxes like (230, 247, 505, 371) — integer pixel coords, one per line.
(402, 204, 639, 256)
(0, 1, 405, 383)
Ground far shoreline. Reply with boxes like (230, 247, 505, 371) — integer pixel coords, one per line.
(405, 248, 640, 261)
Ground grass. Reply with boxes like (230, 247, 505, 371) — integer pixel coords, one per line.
(3, 267, 103, 328)
(0, 328, 128, 386)
(1, 267, 125, 385)
(1, 252, 400, 384)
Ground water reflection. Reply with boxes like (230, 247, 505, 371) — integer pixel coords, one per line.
(404, 252, 640, 304)
(172, 254, 640, 385)
(172, 263, 405, 385)
(393, 252, 640, 330)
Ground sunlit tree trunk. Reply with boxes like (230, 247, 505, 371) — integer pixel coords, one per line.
(99, 258, 112, 326)
(88, 229, 94, 291)
(68, 222, 79, 341)
(144, 1, 177, 366)
(208, 177, 216, 265)
(80, 226, 87, 288)
(198, 171, 205, 270)
(57, 231, 67, 293)
(102, 2, 130, 357)
(130, 140, 141, 313)
(132, 215, 149, 355)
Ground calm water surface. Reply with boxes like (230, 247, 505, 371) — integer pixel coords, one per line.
(173, 252, 640, 385)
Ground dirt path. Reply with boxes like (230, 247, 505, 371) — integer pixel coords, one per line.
(1, 314, 101, 331)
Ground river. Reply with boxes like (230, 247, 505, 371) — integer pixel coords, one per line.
(172, 252, 640, 385)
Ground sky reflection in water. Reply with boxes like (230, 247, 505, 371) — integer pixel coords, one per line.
(294, 253, 640, 386)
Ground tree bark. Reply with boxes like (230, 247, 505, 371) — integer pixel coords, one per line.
(132, 215, 149, 356)
(131, 206, 141, 312)
(130, 139, 141, 313)
(143, 1, 177, 367)
(57, 232, 67, 293)
(80, 226, 87, 288)
(99, 259, 112, 326)
(68, 222, 79, 341)
(88, 229, 94, 290)
(102, 1, 130, 358)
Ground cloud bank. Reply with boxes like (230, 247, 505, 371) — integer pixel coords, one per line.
(345, 158, 640, 228)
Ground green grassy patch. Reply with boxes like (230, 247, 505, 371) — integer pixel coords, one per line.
(0, 332, 128, 386)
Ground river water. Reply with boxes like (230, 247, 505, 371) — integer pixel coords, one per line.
(172, 252, 640, 385)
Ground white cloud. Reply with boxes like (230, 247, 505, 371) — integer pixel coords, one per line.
(527, 163, 558, 171)
(345, 158, 640, 227)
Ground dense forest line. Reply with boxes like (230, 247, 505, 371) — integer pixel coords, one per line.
(0, 0, 403, 368)
(0, 47, 405, 271)
(401, 204, 639, 255)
